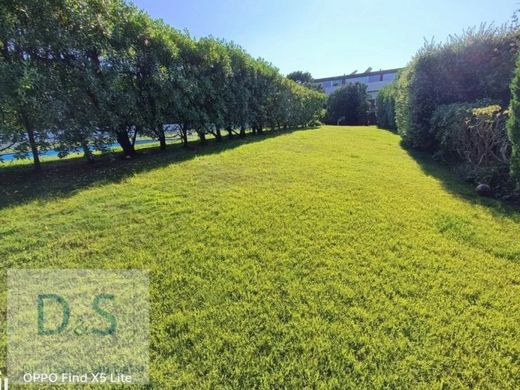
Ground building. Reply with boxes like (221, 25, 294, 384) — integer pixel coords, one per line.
(313, 67, 401, 112)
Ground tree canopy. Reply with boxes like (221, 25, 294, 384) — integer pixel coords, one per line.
(287, 71, 313, 84)
(286, 70, 323, 92)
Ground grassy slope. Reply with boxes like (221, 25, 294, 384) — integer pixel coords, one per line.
(1, 126, 519, 388)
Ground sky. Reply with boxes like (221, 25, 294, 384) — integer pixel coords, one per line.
(130, 0, 518, 79)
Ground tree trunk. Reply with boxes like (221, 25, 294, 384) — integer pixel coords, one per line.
(81, 141, 94, 164)
(226, 127, 233, 137)
(215, 127, 222, 142)
(116, 129, 135, 157)
(181, 126, 189, 147)
(158, 128, 167, 151)
(199, 131, 206, 144)
(26, 128, 41, 171)
(240, 126, 246, 137)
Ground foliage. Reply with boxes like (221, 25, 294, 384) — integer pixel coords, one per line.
(324, 82, 368, 125)
(0, 0, 325, 168)
(287, 70, 313, 84)
(395, 25, 518, 151)
(376, 83, 397, 131)
(508, 53, 520, 188)
(431, 101, 511, 187)
(286, 70, 324, 93)
(1, 126, 520, 388)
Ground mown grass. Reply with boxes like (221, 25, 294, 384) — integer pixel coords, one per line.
(1, 125, 519, 388)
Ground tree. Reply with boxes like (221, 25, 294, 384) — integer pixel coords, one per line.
(193, 37, 232, 142)
(112, 10, 179, 152)
(222, 44, 254, 136)
(0, 0, 67, 169)
(287, 71, 313, 84)
(324, 83, 369, 125)
(166, 30, 207, 147)
(250, 60, 278, 134)
(287, 70, 323, 92)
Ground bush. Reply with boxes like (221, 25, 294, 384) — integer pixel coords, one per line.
(508, 53, 520, 189)
(396, 25, 518, 151)
(376, 84, 397, 131)
(431, 100, 510, 186)
(324, 83, 368, 125)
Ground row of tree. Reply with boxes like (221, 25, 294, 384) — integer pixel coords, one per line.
(0, 0, 326, 170)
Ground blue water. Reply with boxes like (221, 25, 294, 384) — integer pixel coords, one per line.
(0, 139, 159, 162)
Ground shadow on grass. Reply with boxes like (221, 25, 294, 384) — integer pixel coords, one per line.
(0, 127, 319, 210)
(405, 147, 520, 217)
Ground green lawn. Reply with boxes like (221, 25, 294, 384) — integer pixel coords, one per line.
(1, 125, 519, 388)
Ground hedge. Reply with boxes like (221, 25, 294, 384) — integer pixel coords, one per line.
(395, 26, 518, 151)
(508, 53, 520, 188)
(0, 0, 326, 169)
(376, 84, 397, 131)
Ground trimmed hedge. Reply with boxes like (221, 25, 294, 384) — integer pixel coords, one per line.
(0, 0, 327, 168)
(376, 84, 397, 131)
(508, 53, 520, 188)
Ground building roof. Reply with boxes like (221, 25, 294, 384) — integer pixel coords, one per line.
(313, 68, 403, 83)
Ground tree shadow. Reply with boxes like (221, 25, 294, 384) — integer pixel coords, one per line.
(404, 147, 520, 218)
(0, 127, 319, 210)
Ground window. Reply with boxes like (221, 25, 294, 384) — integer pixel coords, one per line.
(343, 76, 365, 84)
(368, 74, 383, 83)
(322, 81, 332, 88)
(383, 73, 396, 81)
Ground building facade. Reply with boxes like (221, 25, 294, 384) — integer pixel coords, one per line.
(313, 68, 401, 111)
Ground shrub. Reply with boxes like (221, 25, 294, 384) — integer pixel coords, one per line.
(376, 84, 397, 131)
(507, 53, 520, 188)
(431, 100, 510, 186)
(396, 25, 518, 151)
(324, 82, 369, 125)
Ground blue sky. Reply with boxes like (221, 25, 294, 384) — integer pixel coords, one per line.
(131, 0, 518, 79)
